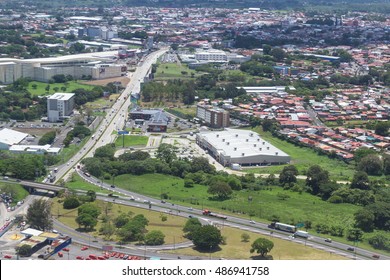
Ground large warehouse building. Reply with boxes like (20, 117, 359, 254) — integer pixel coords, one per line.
(0, 51, 126, 84)
(196, 129, 290, 166)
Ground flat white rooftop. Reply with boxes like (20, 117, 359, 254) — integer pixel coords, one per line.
(0, 128, 28, 146)
(198, 128, 289, 158)
(48, 93, 75, 101)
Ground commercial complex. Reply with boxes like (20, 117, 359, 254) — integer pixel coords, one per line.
(196, 128, 290, 167)
(196, 104, 230, 128)
(129, 108, 168, 132)
(47, 93, 75, 123)
(0, 51, 126, 84)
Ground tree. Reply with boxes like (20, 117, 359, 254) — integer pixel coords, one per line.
(86, 190, 96, 202)
(78, 203, 101, 219)
(94, 144, 115, 160)
(271, 47, 286, 61)
(368, 234, 390, 251)
(306, 165, 330, 195)
(354, 147, 377, 163)
(357, 154, 383, 176)
(207, 181, 233, 200)
(26, 199, 52, 231)
(351, 171, 370, 190)
(279, 165, 298, 187)
(63, 196, 80, 209)
(183, 218, 202, 240)
(192, 225, 223, 250)
(114, 213, 131, 228)
(262, 119, 274, 132)
(347, 228, 364, 242)
(16, 244, 32, 257)
(144, 230, 165, 245)
(119, 151, 150, 161)
(76, 213, 97, 230)
(383, 154, 390, 175)
(38, 131, 56, 145)
(184, 179, 195, 188)
(156, 143, 177, 164)
(99, 221, 116, 240)
(374, 121, 390, 136)
(354, 208, 375, 232)
(241, 233, 250, 242)
(250, 238, 274, 257)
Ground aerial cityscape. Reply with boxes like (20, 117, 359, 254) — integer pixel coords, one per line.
(1, 0, 390, 262)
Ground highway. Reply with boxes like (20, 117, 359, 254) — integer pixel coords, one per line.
(74, 170, 390, 260)
(53, 48, 168, 183)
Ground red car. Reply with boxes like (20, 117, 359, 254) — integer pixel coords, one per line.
(58, 252, 63, 257)
(110, 252, 117, 257)
(89, 254, 97, 260)
(97, 256, 106, 260)
(62, 248, 70, 252)
(4, 255, 12, 259)
(81, 246, 89, 251)
(119, 253, 124, 258)
(76, 256, 84, 260)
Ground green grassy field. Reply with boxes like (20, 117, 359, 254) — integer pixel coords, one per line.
(114, 135, 148, 147)
(113, 173, 390, 254)
(65, 174, 111, 194)
(58, 138, 89, 164)
(154, 63, 199, 80)
(166, 106, 197, 118)
(169, 226, 347, 260)
(245, 127, 356, 181)
(27, 81, 96, 96)
(51, 198, 188, 244)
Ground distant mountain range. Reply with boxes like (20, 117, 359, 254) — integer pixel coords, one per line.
(3, 0, 390, 12)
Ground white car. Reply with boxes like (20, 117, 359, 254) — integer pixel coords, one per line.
(249, 220, 255, 224)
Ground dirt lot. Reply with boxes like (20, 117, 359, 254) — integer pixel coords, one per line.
(81, 76, 130, 87)
(13, 128, 57, 137)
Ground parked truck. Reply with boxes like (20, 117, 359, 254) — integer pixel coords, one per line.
(293, 230, 309, 239)
(231, 163, 241, 170)
(202, 209, 227, 220)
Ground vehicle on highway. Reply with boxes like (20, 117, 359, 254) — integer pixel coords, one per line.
(249, 220, 255, 224)
(325, 238, 332, 243)
(58, 252, 63, 257)
(81, 246, 88, 251)
(372, 254, 380, 259)
(110, 185, 116, 188)
(4, 255, 12, 259)
(62, 248, 70, 252)
(347, 247, 355, 251)
(161, 200, 166, 203)
(76, 256, 84, 260)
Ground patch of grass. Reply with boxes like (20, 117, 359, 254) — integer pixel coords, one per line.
(27, 81, 96, 96)
(114, 174, 360, 227)
(155, 63, 199, 80)
(168, 226, 348, 260)
(113, 173, 390, 253)
(166, 106, 196, 118)
(51, 198, 188, 244)
(65, 174, 111, 194)
(114, 135, 148, 147)
(59, 137, 89, 164)
(245, 127, 356, 181)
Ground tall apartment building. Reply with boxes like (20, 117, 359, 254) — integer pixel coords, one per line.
(47, 93, 75, 122)
(196, 104, 230, 128)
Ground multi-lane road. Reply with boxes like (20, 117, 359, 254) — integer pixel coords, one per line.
(53, 48, 168, 183)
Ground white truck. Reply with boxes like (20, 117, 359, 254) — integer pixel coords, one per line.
(294, 230, 309, 239)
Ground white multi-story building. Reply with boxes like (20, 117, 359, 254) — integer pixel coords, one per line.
(47, 93, 75, 122)
(195, 49, 227, 62)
